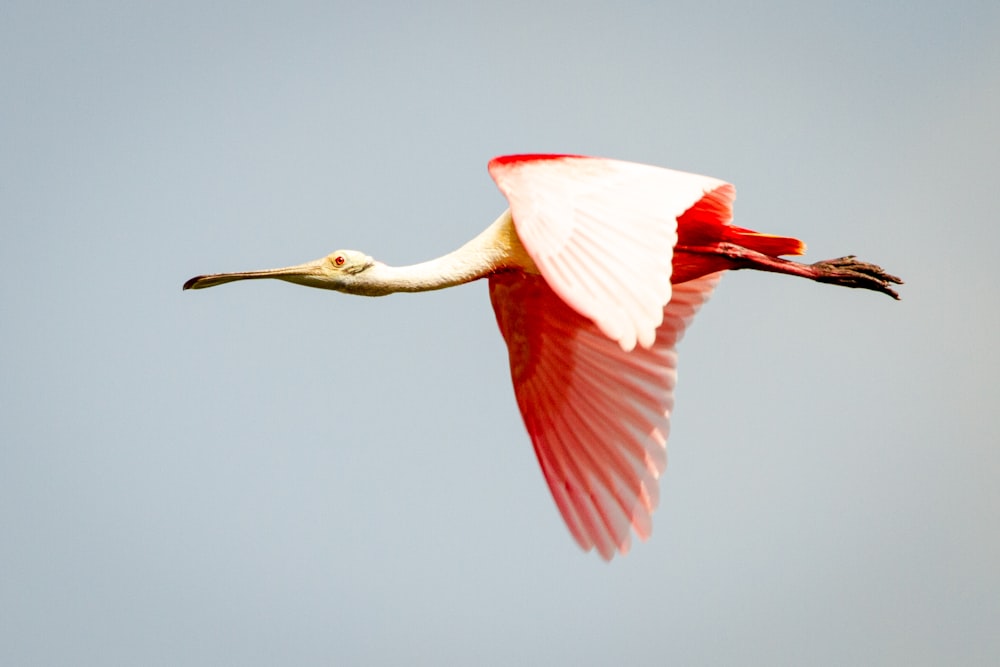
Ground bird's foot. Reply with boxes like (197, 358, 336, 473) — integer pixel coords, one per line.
(810, 256, 903, 300)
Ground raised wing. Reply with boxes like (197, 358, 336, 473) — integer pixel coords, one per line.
(489, 154, 728, 352)
(489, 271, 723, 560)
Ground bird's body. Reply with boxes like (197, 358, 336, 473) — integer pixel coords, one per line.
(185, 154, 901, 559)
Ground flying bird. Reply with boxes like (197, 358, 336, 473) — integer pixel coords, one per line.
(184, 154, 901, 560)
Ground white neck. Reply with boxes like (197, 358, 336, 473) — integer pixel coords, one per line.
(355, 210, 535, 295)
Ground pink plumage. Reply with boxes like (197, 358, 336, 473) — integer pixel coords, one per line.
(490, 270, 721, 559)
(185, 154, 901, 561)
(488, 155, 731, 558)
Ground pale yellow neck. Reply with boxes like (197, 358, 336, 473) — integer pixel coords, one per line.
(364, 210, 536, 294)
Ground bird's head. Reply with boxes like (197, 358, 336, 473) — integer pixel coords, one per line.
(183, 249, 382, 294)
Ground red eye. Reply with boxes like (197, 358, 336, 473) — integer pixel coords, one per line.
(334, 256, 345, 266)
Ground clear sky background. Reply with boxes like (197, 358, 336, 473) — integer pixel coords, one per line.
(2, 1, 998, 665)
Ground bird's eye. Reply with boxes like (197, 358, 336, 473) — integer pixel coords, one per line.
(334, 256, 346, 266)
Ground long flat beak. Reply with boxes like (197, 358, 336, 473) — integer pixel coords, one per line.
(183, 259, 326, 290)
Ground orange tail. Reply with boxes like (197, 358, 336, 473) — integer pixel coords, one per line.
(723, 226, 806, 257)
(673, 188, 807, 283)
(673, 217, 807, 285)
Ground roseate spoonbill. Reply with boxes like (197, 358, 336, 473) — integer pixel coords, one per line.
(184, 154, 901, 560)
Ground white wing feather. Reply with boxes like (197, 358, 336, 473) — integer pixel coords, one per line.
(489, 155, 727, 351)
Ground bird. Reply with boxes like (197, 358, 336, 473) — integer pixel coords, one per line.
(184, 154, 902, 560)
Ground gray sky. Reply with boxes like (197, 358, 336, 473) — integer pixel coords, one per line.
(3, 1, 998, 664)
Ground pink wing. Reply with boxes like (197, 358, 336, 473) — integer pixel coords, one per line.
(489, 154, 728, 352)
(489, 271, 723, 560)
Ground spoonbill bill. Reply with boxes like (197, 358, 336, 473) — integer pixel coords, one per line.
(185, 154, 901, 559)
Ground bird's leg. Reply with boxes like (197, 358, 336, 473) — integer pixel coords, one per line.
(705, 242, 903, 299)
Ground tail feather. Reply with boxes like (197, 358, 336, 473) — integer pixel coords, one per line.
(674, 185, 805, 258)
(724, 226, 806, 257)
